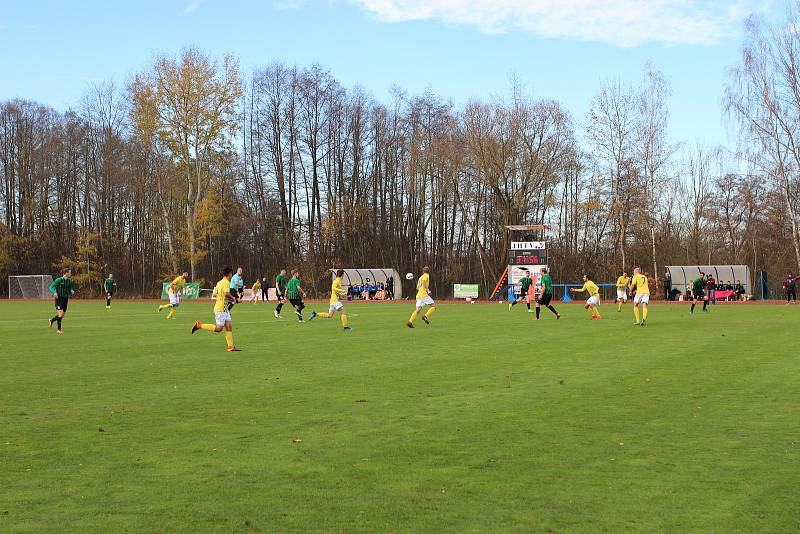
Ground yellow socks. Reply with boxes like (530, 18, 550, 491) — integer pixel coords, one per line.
(643, 307, 649, 320)
(617, 302, 622, 312)
(200, 323, 216, 331)
(409, 310, 419, 323)
(318, 312, 330, 318)
(633, 307, 640, 323)
(225, 331, 234, 347)
(341, 314, 349, 328)
(158, 304, 172, 311)
(424, 307, 436, 319)
(166, 308, 175, 319)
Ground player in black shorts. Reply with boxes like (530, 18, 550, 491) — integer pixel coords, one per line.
(509, 269, 534, 313)
(103, 273, 117, 308)
(48, 268, 75, 334)
(274, 269, 288, 318)
(689, 272, 708, 314)
(535, 267, 560, 320)
(285, 270, 305, 322)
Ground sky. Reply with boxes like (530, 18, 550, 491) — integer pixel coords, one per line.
(0, 0, 785, 146)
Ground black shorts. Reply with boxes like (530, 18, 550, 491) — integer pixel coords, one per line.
(55, 296, 69, 312)
(520, 288, 529, 298)
(289, 298, 304, 308)
(694, 290, 705, 300)
(277, 292, 285, 301)
(537, 292, 552, 306)
(106, 291, 114, 298)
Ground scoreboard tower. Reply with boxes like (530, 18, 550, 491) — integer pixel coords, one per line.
(504, 224, 548, 295)
(489, 225, 549, 300)
(508, 240, 548, 287)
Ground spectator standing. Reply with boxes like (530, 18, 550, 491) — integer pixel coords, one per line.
(706, 275, 717, 305)
(387, 276, 395, 300)
(783, 273, 799, 304)
(261, 277, 269, 301)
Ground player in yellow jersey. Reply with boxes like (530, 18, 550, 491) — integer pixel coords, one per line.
(629, 266, 650, 326)
(570, 274, 602, 319)
(190, 266, 241, 351)
(407, 266, 436, 328)
(615, 271, 630, 312)
(251, 278, 262, 303)
(308, 269, 352, 331)
(158, 271, 188, 319)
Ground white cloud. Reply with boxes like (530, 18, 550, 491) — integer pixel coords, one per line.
(183, 2, 199, 14)
(350, 0, 770, 47)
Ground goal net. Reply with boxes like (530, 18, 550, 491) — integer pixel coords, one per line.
(8, 275, 53, 299)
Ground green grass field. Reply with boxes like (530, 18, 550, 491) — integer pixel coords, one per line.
(2, 299, 799, 532)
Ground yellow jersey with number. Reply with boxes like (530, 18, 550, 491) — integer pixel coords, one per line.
(416, 273, 430, 299)
(213, 277, 231, 313)
(632, 274, 649, 295)
(168, 275, 186, 295)
(330, 278, 346, 303)
(616, 275, 630, 290)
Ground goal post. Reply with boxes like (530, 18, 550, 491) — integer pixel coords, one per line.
(8, 275, 53, 299)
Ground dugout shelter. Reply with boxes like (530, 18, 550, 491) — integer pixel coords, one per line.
(330, 268, 401, 297)
(665, 265, 751, 294)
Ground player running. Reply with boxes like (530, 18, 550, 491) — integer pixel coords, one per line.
(629, 267, 650, 326)
(509, 269, 535, 313)
(615, 271, 630, 312)
(689, 272, 709, 314)
(534, 267, 560, 320)
(158, 271, 188, 319)
(308, 269, 352, 331)
(48, 268, 75, 334)
(407, 266, 436, 328)
(103, 273, 117, 309)
(191, 266, 241, 351)
(285, 270, 306, 322)
(570, 274, 602, 319)
(274, 269, 288, 318)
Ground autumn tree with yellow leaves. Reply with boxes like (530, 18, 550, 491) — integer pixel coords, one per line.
(129, 48, 242, 280)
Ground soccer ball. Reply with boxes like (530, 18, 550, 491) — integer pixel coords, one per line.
(405, 273, 414, 280)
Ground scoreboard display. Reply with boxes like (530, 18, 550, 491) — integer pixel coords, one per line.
(508, 241, 547, 266)
(508, 241, 548, 286)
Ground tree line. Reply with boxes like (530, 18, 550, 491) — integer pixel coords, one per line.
(2, 8, 800, 298)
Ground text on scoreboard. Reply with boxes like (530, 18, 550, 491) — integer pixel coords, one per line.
(508, 241, 547, 266)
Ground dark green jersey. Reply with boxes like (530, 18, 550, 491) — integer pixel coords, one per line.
(692, 278, 704, 293)
(104, 278, 116, 292)
(275, 274, 287, 293)
(540, 274, 553, 293)
(519, 276, 533, 291)
(50, 276, 74, 298)
(285, 277, 301, 300)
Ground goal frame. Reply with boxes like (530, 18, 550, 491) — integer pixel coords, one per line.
(8, 275, 54, 300)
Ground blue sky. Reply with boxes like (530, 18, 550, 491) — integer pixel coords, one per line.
(0, 0, 781, 146)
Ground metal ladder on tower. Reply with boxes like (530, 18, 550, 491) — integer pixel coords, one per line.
(489, 265, 510, 301)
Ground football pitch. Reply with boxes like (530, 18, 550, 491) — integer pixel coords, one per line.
(2, 300, 798, 532)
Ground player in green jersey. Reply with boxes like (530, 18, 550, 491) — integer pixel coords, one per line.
(689, 272, 709, 314)
(285, 270, 306, 322)
(103, 273, 117, 308)
(509, 269, 535, 313)
(535, 267, 560, 320)
(48, 268, 75, 334)
(274, 269, 288, 319)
